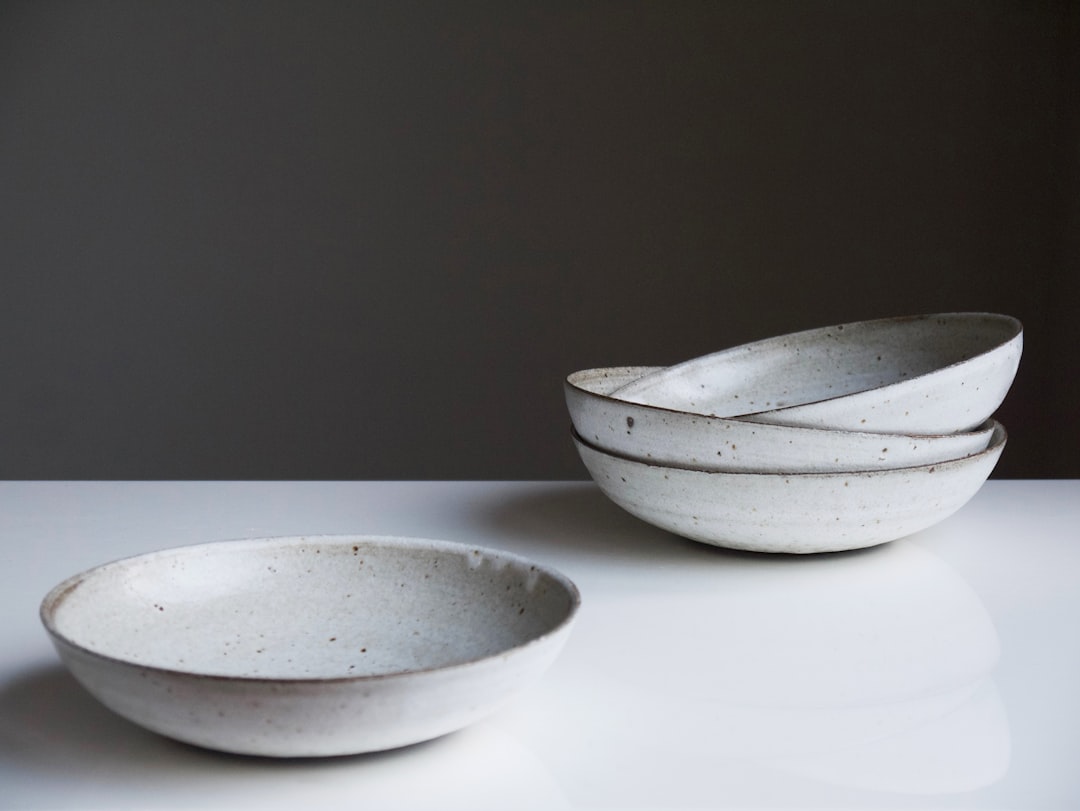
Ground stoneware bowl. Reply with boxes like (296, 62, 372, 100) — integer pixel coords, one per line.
(40, 535, 580, 757)
(572, 421, 1007, 553)
(611, 313, 1022, 434)
(567, 366, 996, 473)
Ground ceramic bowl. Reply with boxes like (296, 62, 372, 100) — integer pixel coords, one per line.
(611, 313, 1022, 434)
(40, 535, 580, 757)
(572, 421, 1006, 553)
(567, 366, 996, 473)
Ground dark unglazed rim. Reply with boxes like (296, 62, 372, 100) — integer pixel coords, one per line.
(40, 535, 582, 685)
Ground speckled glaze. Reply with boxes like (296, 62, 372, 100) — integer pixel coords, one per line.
(572, 422, 1006, 553)
(40, 536, 580, 757)
(567, 366, 996, 473)
(611, 313, 1022, 434)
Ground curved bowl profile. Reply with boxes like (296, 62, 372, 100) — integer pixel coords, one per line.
(567, 366, 996, 473)
(41, 535, 580, 757)
(572, 422, 1006, 553)
(611, 313, 1022, 434)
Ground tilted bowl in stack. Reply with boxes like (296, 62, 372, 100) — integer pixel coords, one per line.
(566, 313, 1021, 553)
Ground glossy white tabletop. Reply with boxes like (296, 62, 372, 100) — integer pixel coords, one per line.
(1, 480, 1077, 809)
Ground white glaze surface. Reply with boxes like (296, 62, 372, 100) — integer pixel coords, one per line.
(3, 480, 1078, 809)
(611, 313, 1022, 434)
(572, 422, 1006, 553)
(40, 536, 579, 756)
(567, 366, 995, 473)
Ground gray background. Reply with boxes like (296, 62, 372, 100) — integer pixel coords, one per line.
(2, 1, 1077, 480)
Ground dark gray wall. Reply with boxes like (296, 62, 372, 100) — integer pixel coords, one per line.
(2, 1, 1077, 480)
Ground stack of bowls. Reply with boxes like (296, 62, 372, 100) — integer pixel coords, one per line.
(565, 313, 1022, 554)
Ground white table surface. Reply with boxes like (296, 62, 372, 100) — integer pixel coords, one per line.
(1, 479, 1077, 810)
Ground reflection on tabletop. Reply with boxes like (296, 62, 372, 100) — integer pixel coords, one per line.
(503, 537, 1009, 804)
(0, 481, 1023, 809)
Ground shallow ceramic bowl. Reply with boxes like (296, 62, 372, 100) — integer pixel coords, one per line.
(611, 313, 1022, 434)
(567, 366, 996, 473)
(572, 421, 1006, 553)
(40, 535, 580, 757)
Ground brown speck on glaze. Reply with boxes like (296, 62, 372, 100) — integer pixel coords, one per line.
(329, 637, 337, 642)
(626, 416, 634, 430)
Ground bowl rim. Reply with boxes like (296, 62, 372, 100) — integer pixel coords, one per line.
(603, 312, 1023, 419)
(566, 365, 1000, 443)
(40, 534, 582, 686)
(571, 420, 1007, 479)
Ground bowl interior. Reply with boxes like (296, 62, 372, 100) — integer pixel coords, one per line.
(567, 366, 663, 396)
(611, 313, 1022, 416)
(42, 536, 579, 680)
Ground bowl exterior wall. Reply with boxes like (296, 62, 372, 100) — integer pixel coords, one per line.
(573, 432, 1005, 554)
(744, 334, 1021, 434)
(566, 371, 995, 473)
(49, 623, 574, 757)
(610, 314, 1022, 435)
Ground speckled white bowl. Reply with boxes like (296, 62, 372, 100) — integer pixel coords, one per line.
(40, 535, 580, 757)
(572, 421, 1006, 553)
(611, 313, 1022, 434)
(567, 366, 996, 473)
